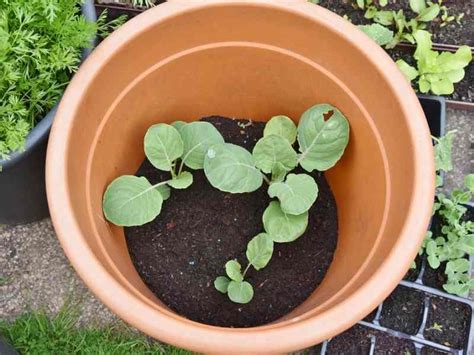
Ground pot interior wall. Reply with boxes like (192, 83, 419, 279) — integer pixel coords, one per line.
(66, 4, 416, 325)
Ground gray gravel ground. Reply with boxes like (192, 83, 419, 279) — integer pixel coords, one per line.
(0, 108, 472, 328)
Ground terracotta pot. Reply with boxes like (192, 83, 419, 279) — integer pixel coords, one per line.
(0, 0, 96, 225)
(46, 0, 435, 353)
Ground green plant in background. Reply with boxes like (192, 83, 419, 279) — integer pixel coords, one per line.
(417, 131, 474, 297)
(0, 0, 125, 161)
(355, 0, 442, 48)
(211, 105, 349, 303)
(103, 121, 224, 226)
(396, 30, 472, 95)
(0, 308, 189, 354)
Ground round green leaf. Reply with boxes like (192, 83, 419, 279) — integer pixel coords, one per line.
(252, 135, 297, 174)
(263, 115, 297, 144)
(103, 175, 163, 227)
(144, 124, 183, 171)
(225, 260, 243, 282)
(227, 281, 254, 304)
(263, 201, 308, 243)
(168, 171, 193, 189)
(268, 173, 318, 215)
(180, 122, 224, 169)
(297, 104, 350, 172)
(156, 184, 171, 200)
(204, 143, 263, 193)
(171, 121, 187, 133)
(214, 276, 230, 294)
(246, 233, 274, 270)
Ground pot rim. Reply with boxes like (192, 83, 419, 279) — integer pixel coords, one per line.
(46, 1, 435, 352)
(0, 0, 97, 170)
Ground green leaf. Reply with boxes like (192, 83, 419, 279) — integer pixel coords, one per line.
(214, 276, 230, 294)
(227, 281, 254, 304)
(179, 121, 225, 169)
(252, 135, 297, 174)
(464, 174, 474, 192)
(246, 233, 274, 270)
(434, 131, 454, 172)
(271, 162, 288, 183)
(410, 0, 426, 14)
(427, 254, 440, 269)
(168, 171, 193, 189)
(396, 60, 419, 81)
(437, 46, 472, 72)
(204, 143, 263, 193)
(225, 260, 243, 282)
(268, 173, 318, 215)
(373, 11, 394, 26)
(414, 30, 432, 60)
(171, 121, 187, 133)
(297, 104, 350, 172)
(364, 6, 378, 19)
(103, 176, 163, 226)
(417, 4, 440, 22)
(144, 124, 183, 171)
(156, 184, 171, 200)
(263, 115, 297, 144)
(358, 24, 394, 46)
(430, 78, 454, 95)
(379, 0, 388, 7)
(263, 201, 308, 243)
(445, 258, 470, 274)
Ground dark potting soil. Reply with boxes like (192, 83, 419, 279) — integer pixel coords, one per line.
(379, 286, 424, 335)
(404, 254, 422, 282)
(318, 0, 474, 47)
(125, 116, 339, 328)
(423, 296, 471, 349)
(325, 324, 416, 354)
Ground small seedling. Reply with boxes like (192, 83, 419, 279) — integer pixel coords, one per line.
(427, 322, 443, 332)
(212, 104, 350, 303)
(397, 30, 472, 95)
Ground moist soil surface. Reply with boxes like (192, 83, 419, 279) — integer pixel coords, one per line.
(424, 296, 471, 349)
(379, 286, 424, 335)
(325, 324, 416, 354)
(125, 116, 338, 328)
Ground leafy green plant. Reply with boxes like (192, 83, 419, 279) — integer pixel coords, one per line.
(0, 0, 123, 160)
(211, 105, 349, 303)
(396, 30, 472, 95)
(103, 121, 224, 226)
(356, 0, 441, 48)
(417, 131, 474, 297)
(103, 104, 349, 304)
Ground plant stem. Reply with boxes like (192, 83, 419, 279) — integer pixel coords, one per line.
(262, 174, 271, 185)
(170, 161, 177, 179)
(242, 263, 252, 278)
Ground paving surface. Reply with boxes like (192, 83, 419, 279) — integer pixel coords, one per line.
(0, 109, 472, 329)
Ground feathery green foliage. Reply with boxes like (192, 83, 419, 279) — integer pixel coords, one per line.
(0, 0, 97, 159)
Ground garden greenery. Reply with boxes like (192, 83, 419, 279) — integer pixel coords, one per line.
(0, 0, 124, 160)
(417, 132, 474, 297)
(396, 30, 472, 95)
(103, 104, 350, 304)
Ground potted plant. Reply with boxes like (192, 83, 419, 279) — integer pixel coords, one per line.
(0, 0, 98, 224)
(46, 0, 435, 352)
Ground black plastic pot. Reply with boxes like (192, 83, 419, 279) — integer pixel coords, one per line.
(418, 95, 446, 139)
(0, 1, 96, 225)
